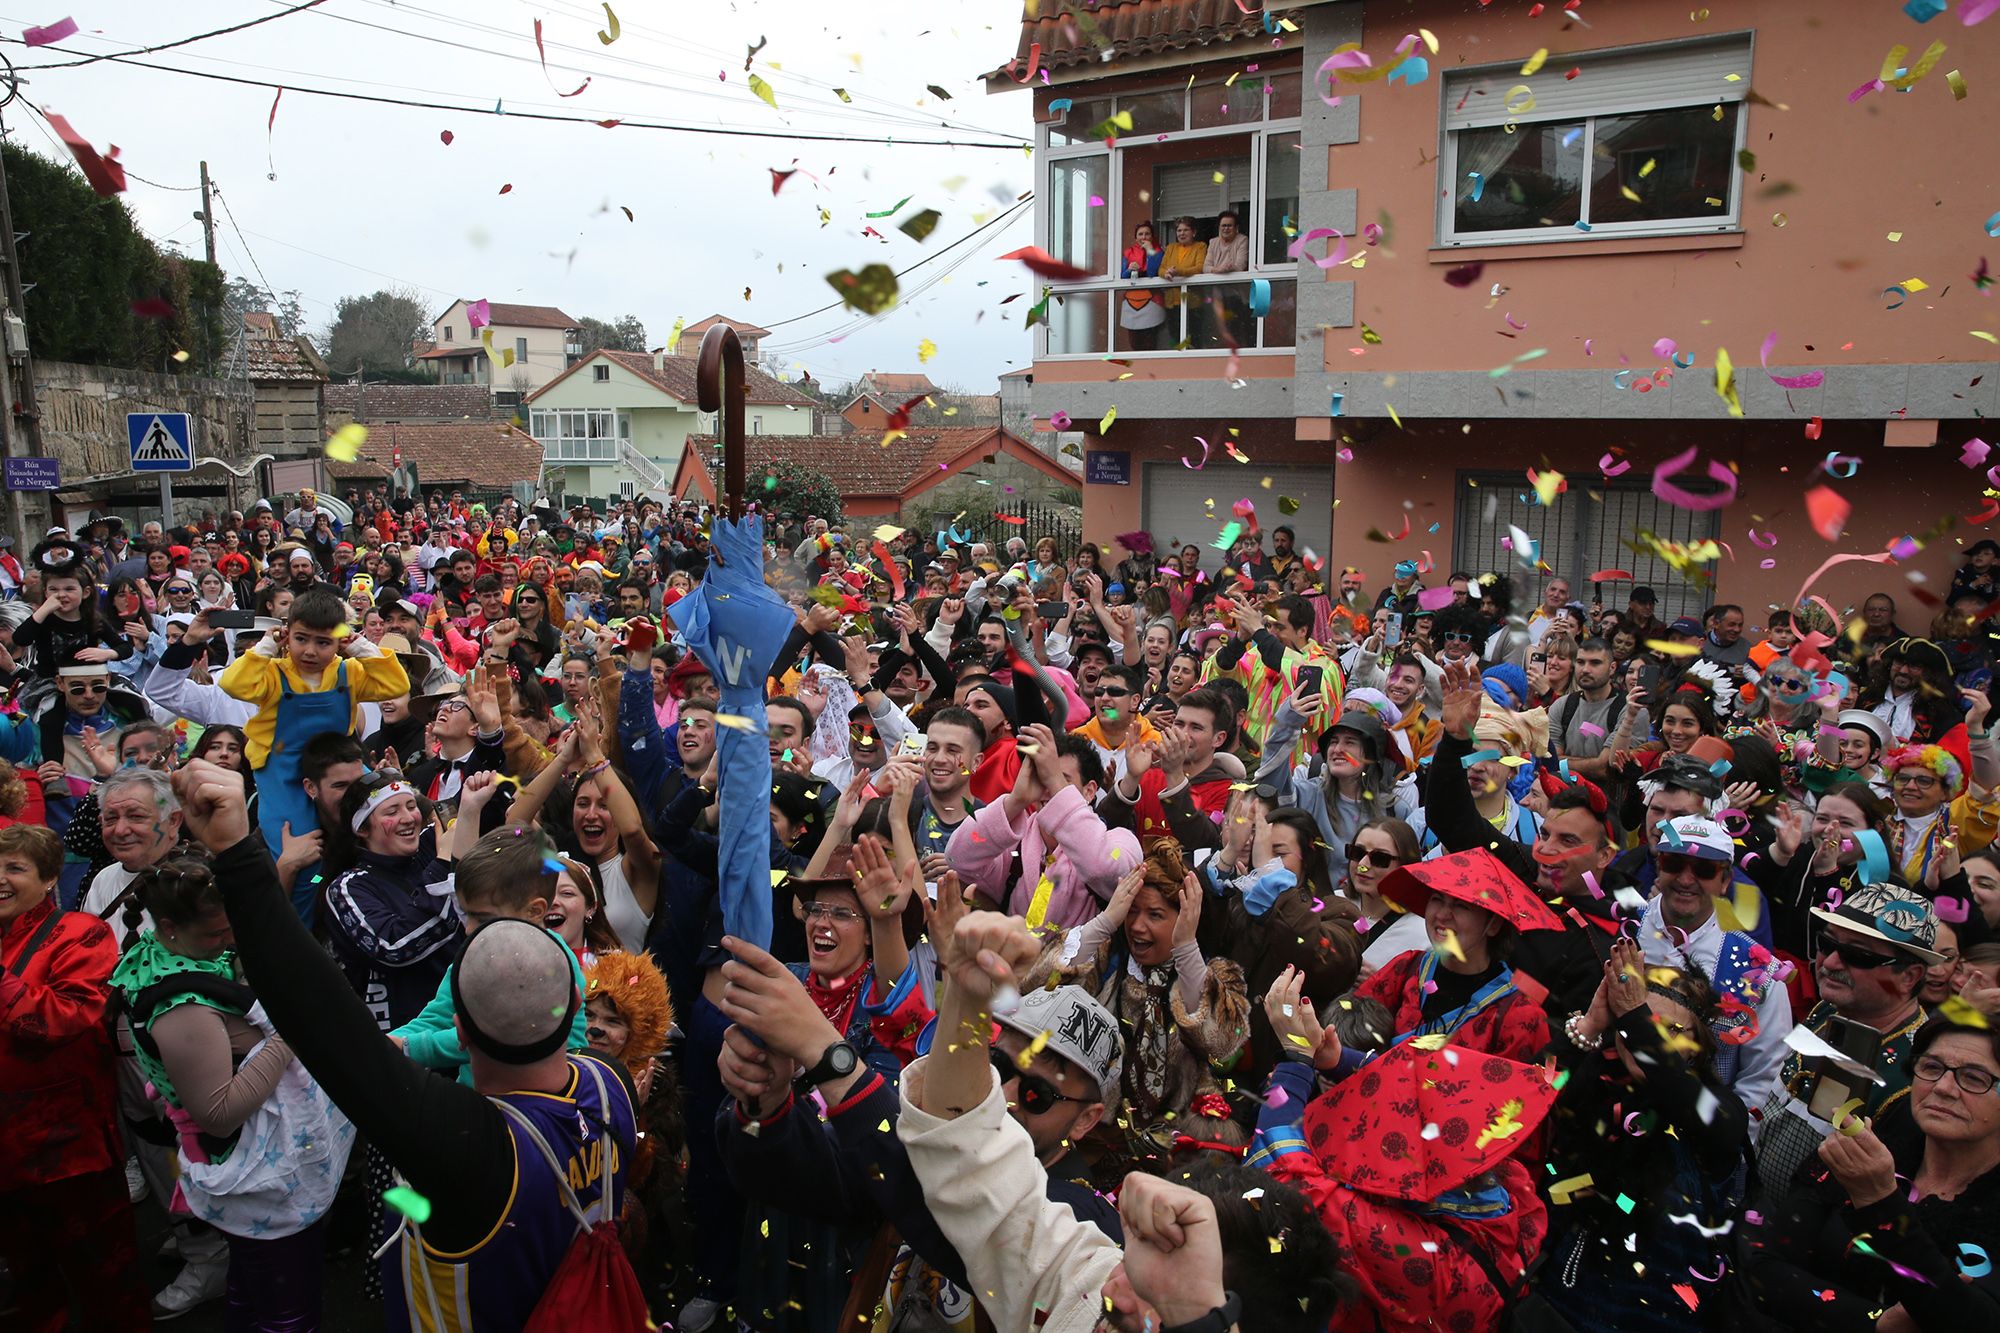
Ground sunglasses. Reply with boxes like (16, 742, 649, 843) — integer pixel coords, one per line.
(63, 681, 109, 696)
(1655, 852, 1731, 883)
(1344, 844, 1400, 870)
(1813, 932, 1904, 970)
(1442, 631, 1475, 644)
(989, 1046, 1085, 1115)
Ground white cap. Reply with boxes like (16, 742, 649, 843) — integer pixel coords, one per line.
(1659, 815, 1735, 862)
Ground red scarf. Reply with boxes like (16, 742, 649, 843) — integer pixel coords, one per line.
(805, 962, 873, 1038)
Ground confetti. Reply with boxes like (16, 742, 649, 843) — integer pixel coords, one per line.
(596, 3, 620, 44)
(748, 74, 779, 109)
(1651, 446, 1738, 511)
(22, 17, 78, 46)
(899, 209, 942, 242)
(383, 1186, 431, 1224)
(1805, 486, 1850, 541)
(42, 109, 126, 196)
(532, 18, 592, 97)
(999, 245, 1093, 282)
(825, 264, 899, 314)
(325, 423, 368, 463)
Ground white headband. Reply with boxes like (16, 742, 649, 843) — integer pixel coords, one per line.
(351, 781, 414, 832)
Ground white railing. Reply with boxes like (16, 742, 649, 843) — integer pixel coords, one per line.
(620, 439, 668, 492)
(1040, 273, 1296, 359)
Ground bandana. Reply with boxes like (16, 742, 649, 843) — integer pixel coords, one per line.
(351, 780, 415, 832)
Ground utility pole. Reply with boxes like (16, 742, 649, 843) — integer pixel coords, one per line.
(0, 125, 50, 550)
(199, 161, 217, 267)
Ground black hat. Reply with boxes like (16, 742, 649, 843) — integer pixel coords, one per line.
(1630, 586, 1658, 605)
(1886, 637, 1951, 677)
(965, 680, 1019, 728)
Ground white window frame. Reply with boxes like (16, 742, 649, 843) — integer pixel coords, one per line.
(1435, 32, 1753, 249)
(529, 407, 628, 462)
(593, 364, 611, 382)
(1034, 66, 1303, 361)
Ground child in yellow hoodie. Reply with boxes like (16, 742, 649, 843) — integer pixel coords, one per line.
(219, 586, 409, 922)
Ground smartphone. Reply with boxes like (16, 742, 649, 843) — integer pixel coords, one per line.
(1383, 617, 1403, 649)
(207, 609, 255, 630)
(898, 732, 926, 757)
(1805, 1015, 1885, 1122)
(1638, 660, 1662, 702)
(1294, 664, 1324, 698)
(1037, 601, 1069, 622)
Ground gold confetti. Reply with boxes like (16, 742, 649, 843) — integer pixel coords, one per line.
(325, 423, 368, 462)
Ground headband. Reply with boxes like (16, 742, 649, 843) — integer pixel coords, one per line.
(351, 780, 414, 832)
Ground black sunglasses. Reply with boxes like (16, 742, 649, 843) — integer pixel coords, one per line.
(1655, 852, 1731, 883)
(990, 1046, 1084, 1115)
(1344, 844, 1400, 870)
(1813, 932, 1904, 971)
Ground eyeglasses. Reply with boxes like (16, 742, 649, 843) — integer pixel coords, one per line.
(63, 681, 109, 696)
(1813, 933, 1904, 970)
(1892, 771, 1941, 789)
(1344, 844, 1401, 870)
(1913, 1054, 1999, 1096)
(1442, 631, 1475, 644)
(989, 1046, 1086, 1114)
(435, 698, 472, 716)
(1655, 853, 1732, 883)
(802, 902, 863, 926)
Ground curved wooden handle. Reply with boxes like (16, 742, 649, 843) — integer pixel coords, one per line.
(696, 325, 746, 517)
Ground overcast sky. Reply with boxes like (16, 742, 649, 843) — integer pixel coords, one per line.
(2, 0, 1038, 390)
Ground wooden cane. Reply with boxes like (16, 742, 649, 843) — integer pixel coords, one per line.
(696, 325, 746, 519)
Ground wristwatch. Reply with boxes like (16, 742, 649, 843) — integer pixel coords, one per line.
(1160, 1291, 1241, 1333)
(796, 1039, 859, 1089)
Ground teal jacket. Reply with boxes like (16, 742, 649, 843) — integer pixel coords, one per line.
(391, 931, 590, 1085)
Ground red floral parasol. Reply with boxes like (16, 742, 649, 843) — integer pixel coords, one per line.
(1376, 847, 1562, 933)
(1301, 1041, 1557, 1201)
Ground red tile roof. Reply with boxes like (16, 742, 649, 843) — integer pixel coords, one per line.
(862, 371, 940, 397)
(683, 314, 772, 339)
(996, 0, 1291, 78)
(319, 421, 542, 489)
(324, 384, 493, 422)
(439, 301, 579, 330)
(525, 349, 817, 409)
(675, 426, 1078, 503)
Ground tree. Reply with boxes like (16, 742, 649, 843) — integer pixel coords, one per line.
(321, 287, 433, 377)
(758, 457, 843, 523)
(576, 314, 647, 356)
(4, 142, 225, 373)
(225, 277, 306, 338)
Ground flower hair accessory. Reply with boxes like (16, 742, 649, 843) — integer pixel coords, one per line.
(350, 781, 414, 832)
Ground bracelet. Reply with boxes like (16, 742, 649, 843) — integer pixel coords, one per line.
(578, 759, 610, 781)
(1160, 1291, 1242, 1333)
(1564, 1012, 1605, 1050)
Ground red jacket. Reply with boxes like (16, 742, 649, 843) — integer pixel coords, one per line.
(0, 897, 123, 1191)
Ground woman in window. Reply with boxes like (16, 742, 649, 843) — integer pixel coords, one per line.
(1159, 215, 1208, 322)
(1205, 209, 1251, 347)
(1119, 220, 1168, 351)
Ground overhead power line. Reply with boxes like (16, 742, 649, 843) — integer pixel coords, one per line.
(25, 0, 329, 69)
(3, 49, 1029, 150)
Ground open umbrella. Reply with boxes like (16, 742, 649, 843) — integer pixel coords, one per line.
(1377, 847, 1563, 933)
(1301, 1041, 1557, 1201)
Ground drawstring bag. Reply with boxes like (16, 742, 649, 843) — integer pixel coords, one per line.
(498, 1060, 651, 1333)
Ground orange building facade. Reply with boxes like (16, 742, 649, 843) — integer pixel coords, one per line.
(995, 0, 1997, 621)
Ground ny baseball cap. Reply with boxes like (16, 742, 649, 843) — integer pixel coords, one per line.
(996, 985, 1123, 1103)
(1658, 815, 1734, 862)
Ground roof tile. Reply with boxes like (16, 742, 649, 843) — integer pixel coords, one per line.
(527, 349, 818, 408)
(324, 384, 494, 422)
(998, 0, 1289, 77)
(682, 428, 1006, 498)
(320, 421, 542, 489)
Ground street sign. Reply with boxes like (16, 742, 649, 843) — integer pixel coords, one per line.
(1085, 450, 1131, 486)
(3, 456, 59, 490)
(127, 412, 194, 473)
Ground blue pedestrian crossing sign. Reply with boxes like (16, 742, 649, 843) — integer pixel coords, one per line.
(128, 412, 194, 472)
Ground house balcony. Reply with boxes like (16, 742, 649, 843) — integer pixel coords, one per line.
(1042, 274, 1296, 359)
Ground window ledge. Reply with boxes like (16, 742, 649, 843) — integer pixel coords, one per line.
(1427, 231, 1745, 263)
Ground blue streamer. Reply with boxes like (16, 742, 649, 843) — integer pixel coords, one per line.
(1250, 279, 1271, 317)
(1852, 829, 1891, 887)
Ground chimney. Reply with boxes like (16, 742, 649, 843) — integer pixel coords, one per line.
(653, 349, 665, 375)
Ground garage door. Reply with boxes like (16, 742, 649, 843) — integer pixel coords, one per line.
(1142, 460, 1333, 568)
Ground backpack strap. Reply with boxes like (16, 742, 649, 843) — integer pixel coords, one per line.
(5, 908, 63, 977)
(492, 1081, 599, 1233)
(1428, 1213, 1540, 1309)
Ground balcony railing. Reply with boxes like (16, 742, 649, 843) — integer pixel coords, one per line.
(1042, 274, 1295, 358)
(440, 373, 483, 386)
(540, 438, 619, 462)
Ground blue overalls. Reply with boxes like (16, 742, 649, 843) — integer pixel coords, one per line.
(257, 660, 355, 927)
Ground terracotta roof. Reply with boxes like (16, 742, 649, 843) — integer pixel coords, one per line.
(997, 0, 1296, 78)
(416, 345, 475, 360)
(440, 301, 579, 330)
(324, 384, 493, 422)
(241, 313, 326, 383)
(862, 371, 940, 397)
(319, 421, 542, 489)
(525, 348, 817, 409)
(676, 426, 1076, 502)
(682, 314, 772, 339)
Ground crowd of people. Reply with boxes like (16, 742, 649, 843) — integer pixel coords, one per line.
(4, 484, 1999, 1332)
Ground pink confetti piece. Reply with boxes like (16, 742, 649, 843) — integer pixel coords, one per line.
(1749, 528, 1778, 548)
(1184, 436, 1211, 470)
(1759, 331, 1825, 389)
(1962, 0, 2000, 23)
(1417, 586, 1457, 612)
(1578, 722, 1606, 739)
(23, 16, 77, 46)
(1264, 1085, 1290, 1108)
(467, 298, 492, 331)
(1653, 337, 1678, 358)
(1505, 313, 1528, 330)
(1963, 438, 1993, 468)
(1599, 452, 1632, 477)
(1287, 227, 1349, 269)
(1652, 446, 1739, 511)
(1934, 895, 1972, 923)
